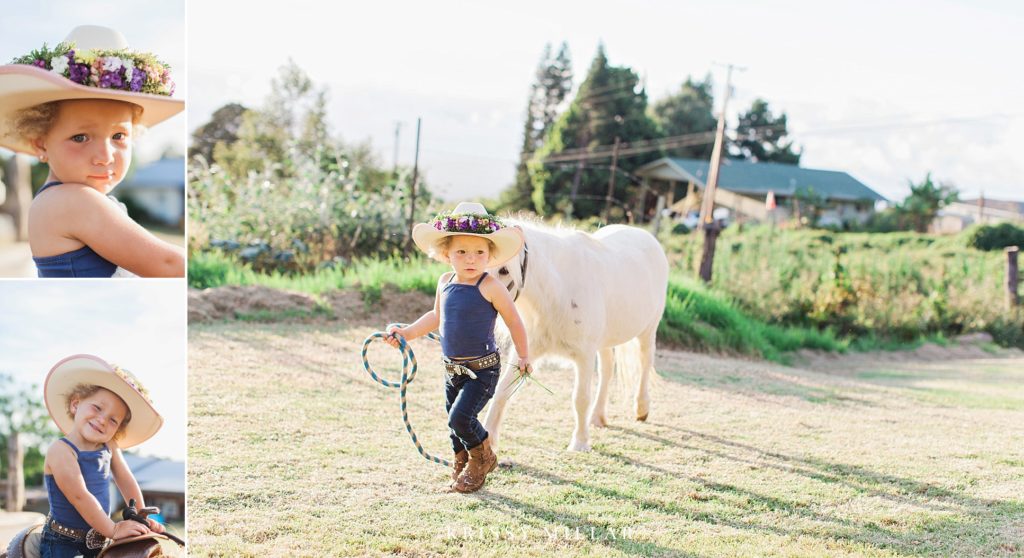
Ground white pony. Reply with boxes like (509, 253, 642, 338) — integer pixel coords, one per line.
(484, 221, 668, 452)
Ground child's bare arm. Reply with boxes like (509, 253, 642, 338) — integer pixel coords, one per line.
(58, 185, 185, 277)
(386, 273, 447, 346)
(47, 442, 149, 539)
(481, 274, 531, 371)
(110, 443, 165, 533)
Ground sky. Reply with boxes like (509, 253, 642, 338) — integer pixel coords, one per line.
(0, 281, 186, 461)
(189, 0, 1023, 203)
(0, 0, 186, 165)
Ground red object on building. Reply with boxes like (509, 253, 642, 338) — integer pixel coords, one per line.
(766, 190, 777, 210)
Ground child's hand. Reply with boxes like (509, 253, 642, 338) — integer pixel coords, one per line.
(517, 356, 533, 375)
(384, 325, 406, 349)
(146, 517, 165, 534)
(112, 519, 150, 540)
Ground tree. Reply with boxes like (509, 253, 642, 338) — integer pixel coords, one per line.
(500, 43, 573, 212)
(212, 60, 330, 178)
(730, 98, 801, 164)
(189, 102, 247, 163)
(899, 172, 958, 232)
(649, 74, 716, 159)
(528, 45, 659, 219)
(1, 374, 54, 512)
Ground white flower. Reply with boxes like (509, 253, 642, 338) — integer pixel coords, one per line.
(124, 59, 134, 81)
(102, 56, 123, 72)
(50, 55, 69, 75)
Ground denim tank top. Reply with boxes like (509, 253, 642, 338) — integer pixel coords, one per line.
(44, 438, 112, 529)
(32, 181, 118, 278)
(440, 272, 498, 358)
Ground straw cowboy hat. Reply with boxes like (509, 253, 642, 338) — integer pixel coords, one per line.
(43, 354, 163, 449)
(0, 25, 184, 154)
(412, 202, 524, 266)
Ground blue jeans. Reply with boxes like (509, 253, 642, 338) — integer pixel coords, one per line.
(40, 525, 99, 558)
(445, 363, 500, 453)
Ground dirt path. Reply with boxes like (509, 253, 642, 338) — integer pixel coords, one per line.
(187, 289, 1024, 556)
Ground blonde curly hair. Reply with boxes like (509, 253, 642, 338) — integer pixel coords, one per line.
(9, 100, 145, 145)
(432, 235, 497, 261)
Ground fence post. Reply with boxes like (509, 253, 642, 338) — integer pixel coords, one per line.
(1007, 246, 1020, 310)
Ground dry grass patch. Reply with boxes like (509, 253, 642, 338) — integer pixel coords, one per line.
(188, 320, 1024, 557)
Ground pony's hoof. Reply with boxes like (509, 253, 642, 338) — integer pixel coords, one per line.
(567, 438, 591, 452)
(635, 398, 650, 422)
(590, 414, 608, 428)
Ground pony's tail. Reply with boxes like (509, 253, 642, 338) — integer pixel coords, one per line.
(613, 337, 642, 410)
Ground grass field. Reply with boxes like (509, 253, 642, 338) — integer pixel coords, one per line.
(187, 311, 1024, 557)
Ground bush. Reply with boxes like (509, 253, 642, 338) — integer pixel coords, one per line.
(965, 223, 1024, 251)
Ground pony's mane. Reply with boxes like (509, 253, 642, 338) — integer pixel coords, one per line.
(501, 212, 594, 239)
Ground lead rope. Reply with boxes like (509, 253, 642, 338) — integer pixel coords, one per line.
(361, 324, 450, 467)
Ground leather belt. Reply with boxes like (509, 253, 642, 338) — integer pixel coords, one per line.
(443, 352, 500, 378)
(46, 516, 108, 549)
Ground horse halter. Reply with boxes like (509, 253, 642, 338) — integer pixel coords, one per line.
(513, 243, 528, 302)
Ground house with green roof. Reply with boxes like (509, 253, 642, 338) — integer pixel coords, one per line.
(635, 157, 886, 226)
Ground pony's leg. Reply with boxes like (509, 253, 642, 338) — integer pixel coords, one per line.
(636, 326, 657, 422)
(482, 358, 521, 454)
(589, 347, 615, 428)
(568, 353, 595, 451)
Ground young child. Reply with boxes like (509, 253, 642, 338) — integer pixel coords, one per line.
(386, 202, 531, 493)
(41, 354, 166, 557)
(0, 25, 185, 277)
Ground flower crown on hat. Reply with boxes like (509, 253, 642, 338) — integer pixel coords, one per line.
(111, 364, 153, 404)
(10, 42, 175, 96)
(431, 211, 505, 234)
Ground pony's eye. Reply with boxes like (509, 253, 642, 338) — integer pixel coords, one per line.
(498, 267, 509, 275)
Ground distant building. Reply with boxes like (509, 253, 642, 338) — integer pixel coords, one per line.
(108, 454, 185, 522)
(635, 157, 885, 227)
(932, 197, 1024, 233)
(117, 157, 185, 227)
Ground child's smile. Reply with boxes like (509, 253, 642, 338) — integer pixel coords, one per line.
(71, 388, 128, 448)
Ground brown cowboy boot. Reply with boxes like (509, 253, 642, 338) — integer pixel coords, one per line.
(453, 438, 497, 493)
(451, 450, 469, 482)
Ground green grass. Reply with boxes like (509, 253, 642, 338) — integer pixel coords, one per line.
(191, 249, 979, 362)
(189, 250, 446, 299)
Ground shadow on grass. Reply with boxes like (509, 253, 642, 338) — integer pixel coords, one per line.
(657, 365, 878, 407)
(476, 469, 701, 558)
(598, 423, 1022, 555)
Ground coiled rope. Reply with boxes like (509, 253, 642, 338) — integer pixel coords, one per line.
(360, 324, 450, 467)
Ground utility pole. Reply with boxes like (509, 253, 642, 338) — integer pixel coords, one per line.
(699, 63, 744, 283)
(406, 117, 421, 250)
(392, 121, 402, 175)
(602, 135, 621, 223)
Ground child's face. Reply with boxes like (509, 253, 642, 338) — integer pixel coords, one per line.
(446, 236, 492, 277)
(34, 99, 135, 192)
(70, 388, 128, 445)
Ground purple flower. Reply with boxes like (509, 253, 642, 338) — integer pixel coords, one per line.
(446, 217, 456, 230)
(129, 70, 146, 92)
(434, 221, 443, 230)
(68, 63, 90, 84)
(32, 59, 47, 69)
(469, 217, 479, 230)
(490, 222, 500, 231)
(99, 70, 123, 89)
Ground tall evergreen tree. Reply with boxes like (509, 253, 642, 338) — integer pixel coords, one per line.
(528, 45, 659, 219)
(649, 74, 716, 160)
(501, 43, 572, 212)
(730, 98, 801, 164)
